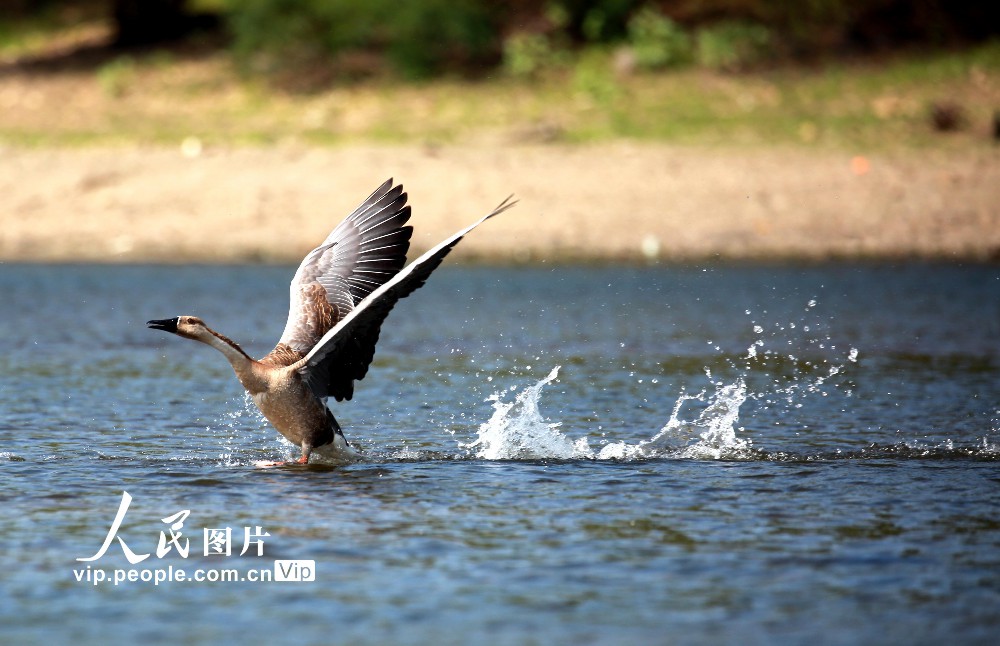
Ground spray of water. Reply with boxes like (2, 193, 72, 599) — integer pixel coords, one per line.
(461, 367, 592, 460)
(643, 379, 750, 460)
(463, 368, 753, 461)
(212, 392, 285, 466)
(463, 298, 860, 462)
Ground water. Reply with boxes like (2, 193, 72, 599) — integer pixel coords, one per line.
(1, 263, 998, 645)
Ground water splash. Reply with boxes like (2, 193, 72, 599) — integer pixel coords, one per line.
(210, 393, 364, 467)
(462, 367, 999, 463)
(737, 299, 860, 416)
(593, 380, 752, 460)
(462, 298, 863, 462)
(463, 368, 753, 461)
(461, 367, 591, 460)
(211, 392, 284, 466)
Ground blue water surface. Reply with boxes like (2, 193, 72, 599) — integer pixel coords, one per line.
(1, 262, 998, 645)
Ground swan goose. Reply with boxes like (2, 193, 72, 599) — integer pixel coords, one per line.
(148, 179, 515, 465)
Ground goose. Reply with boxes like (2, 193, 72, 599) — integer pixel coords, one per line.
(148, 179, 516, 465)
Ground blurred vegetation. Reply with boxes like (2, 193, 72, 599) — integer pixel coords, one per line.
(626, 8, 693, 70)
(219, 0, 999, 82)
(0, 0, 997, 149)
(2, 1, 997, 79)
(228, 0, 500, 82)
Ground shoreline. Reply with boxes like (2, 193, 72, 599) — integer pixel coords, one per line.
(3, 143, 998, 263)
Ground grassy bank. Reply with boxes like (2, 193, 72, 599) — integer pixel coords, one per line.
(1, 18, 998, 151)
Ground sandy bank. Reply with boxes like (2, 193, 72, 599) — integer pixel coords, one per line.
(2, 144, 998, 263)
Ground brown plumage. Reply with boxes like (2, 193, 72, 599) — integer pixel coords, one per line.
(148, 179, 516, 465)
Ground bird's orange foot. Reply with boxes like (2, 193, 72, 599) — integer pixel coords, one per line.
(296, 455, 310, 465)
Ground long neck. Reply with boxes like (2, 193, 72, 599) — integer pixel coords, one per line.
(196, 328, 262, 390)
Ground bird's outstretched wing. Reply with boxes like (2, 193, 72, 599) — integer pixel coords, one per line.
(262, 179, 413, 366)
(296, 195, 517, 401)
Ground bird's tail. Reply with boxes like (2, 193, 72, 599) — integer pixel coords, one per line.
(325, 407, 348, 447)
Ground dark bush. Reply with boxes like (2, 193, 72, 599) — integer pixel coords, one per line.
(227, 0, 501, 79)
(8, 1, 997, 81)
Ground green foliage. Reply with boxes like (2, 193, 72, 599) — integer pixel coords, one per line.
(228, 0, 367, 63)
(549, 0, 640, 42)
(627, 7, 693, 70)
(227, 0, 498, 80)
(572, 49, 621, 105)
(503, 33, 559, 78)
(384, 1, 497, 79)
(696, 21, 772, 72)
(222, 1, 995, 83)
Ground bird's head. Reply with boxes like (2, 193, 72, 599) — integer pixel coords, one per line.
(147, 316, 213, 342)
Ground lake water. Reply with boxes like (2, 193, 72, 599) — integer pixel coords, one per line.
(1, 262, 998, 645)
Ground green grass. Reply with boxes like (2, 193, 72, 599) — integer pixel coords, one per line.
(1, 17, 998, 151)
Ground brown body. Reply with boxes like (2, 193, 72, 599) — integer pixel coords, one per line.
(150, 316, 343, 463)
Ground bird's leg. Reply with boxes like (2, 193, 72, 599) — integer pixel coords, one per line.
(252, 444, 311, 468)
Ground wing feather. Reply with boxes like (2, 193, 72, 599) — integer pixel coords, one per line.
(265, 179, 413, 363)
(297, 195, 517, 401)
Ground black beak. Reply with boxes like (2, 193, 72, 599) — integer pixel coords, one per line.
(147, 318, 179, 333)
